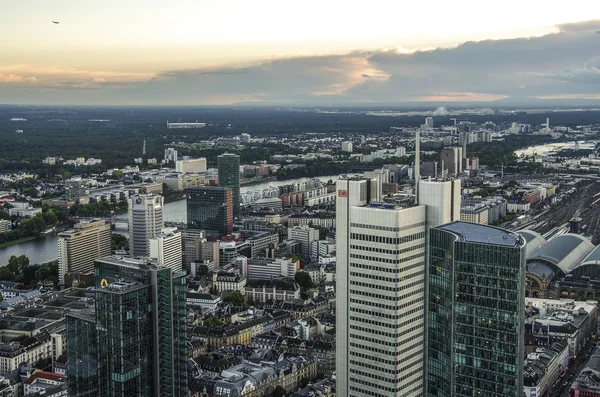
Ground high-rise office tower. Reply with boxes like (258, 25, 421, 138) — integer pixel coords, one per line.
(440, 147, 463, 176)
(418, 178, 461, 232)
(218, 153, 240, 218)
(336, 176, 427, 397)
(66, 256, 187, 397)
(186, 186, 233, 237)
(128, 194, 164, 257)
(58, 219, 111, 284)
(425, 116, 434, 129)
(149, 227, 182, 272)
(427, 222, 526, 397)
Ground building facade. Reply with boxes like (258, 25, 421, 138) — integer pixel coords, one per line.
(128, 194, 164, 257)
(66, 256, 187, 397)
(336, 177, 427, 397)
(218, 153, 240, 219)
(57, 219, 111, 284)
(186, 186, 233, 237)
(149, 227, 182, 272)
(427, 222, 526, 397)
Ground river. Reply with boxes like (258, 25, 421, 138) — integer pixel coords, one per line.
(0, 175, 340, 265)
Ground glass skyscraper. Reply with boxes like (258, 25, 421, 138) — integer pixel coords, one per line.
(66, 256, 187, 397)
(186, 186, 233, 237)
(218, 153, 240, 219)
(427, 221, 526, 397)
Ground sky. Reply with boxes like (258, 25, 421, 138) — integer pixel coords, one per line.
(2, 0, 600, 105)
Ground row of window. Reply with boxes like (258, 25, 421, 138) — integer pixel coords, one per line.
(350, 232, 425, 245)
(349, 332, 423, 351)
(350, 252, 424, 265)
(350, 269, 425, 284)
(350, 284, 423, 301)
(350, 221, 425, 232)
(350, 260, 423, 274)
(350, 309, 422, 328)
(350, 297, 424, 319)
(350, 289, 424, 310)
(349, 341, 423, 365)
(349, 367, 423, 392)
(349, 270, 424, 291)
(350, 243, 424, 256)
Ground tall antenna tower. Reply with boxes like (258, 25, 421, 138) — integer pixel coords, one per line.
(142, 139, 147, 156)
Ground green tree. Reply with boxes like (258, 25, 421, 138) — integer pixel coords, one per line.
(224, 290, 246, 307)
(271, 386, 287, 397)
(196, 264, 209, 278)
(294, 271, 313, 290)
(111, 170, 124, 179)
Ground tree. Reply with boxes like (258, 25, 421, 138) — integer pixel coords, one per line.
(197, 264, 210, 278)
(295, 271, 313, 290)
(111, 170, 124, 179)
(271, 386, 287, 397)
(224, 290, 246, 307)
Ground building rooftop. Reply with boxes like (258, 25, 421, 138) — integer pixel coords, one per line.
(527, 234, 594, 276)
(437, 221, 523, 248)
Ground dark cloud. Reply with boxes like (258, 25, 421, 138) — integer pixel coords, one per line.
(2, 20, 600, 104)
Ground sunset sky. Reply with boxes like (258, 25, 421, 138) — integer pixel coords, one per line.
(2, 1, 600, 105)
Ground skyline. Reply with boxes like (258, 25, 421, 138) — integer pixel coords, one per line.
(2, 2, 600, 105)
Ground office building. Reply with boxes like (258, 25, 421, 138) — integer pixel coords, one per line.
(440, 147, 463, 176)
(149, 227, 182, 272)
(427, 222, 526, 397)
(218, 153, 240, 219)
(418, 178, 461, 233)
(240, 133, 251, 143)
(175, 158, 207, 173)
(288, 225, 319, 259)
(66, 256, 187, 397)
(128, 194, 164, 257)
(336, 176, 427, 397)
(186, 186, 233, 237)
(64, 177, 88, 202)
(244, 257, 300, 280)
(57, 219, 111, 284)
(425, 117, 434, 129)
(164, 147, 178, 163)
(341, 141, 353, 153)
(460, 204, 489, 224)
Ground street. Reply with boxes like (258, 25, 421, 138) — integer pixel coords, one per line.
(554, 336, 597, 397)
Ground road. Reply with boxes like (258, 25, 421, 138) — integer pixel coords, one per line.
(554, 335, 597, 397)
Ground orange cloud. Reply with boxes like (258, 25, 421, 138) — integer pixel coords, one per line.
(0, 73, 37, 83)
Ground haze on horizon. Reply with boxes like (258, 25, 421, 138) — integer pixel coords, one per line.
(2, 0, 600, 105)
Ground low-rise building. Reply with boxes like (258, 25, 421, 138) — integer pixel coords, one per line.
(570, 347, 600, 397)
(245, 279, 301, 303)
(244, 257, 299, 280)
(287, 214, 335, 229)
(525, 298, 598, 357)
(23, 371, 66, 396)
(187, 293, 221, 314)
(213, 271, 246, 293)
(0, 333, 52, 374)
(0, 220, 11, 233)
(523, 341, 569, 397)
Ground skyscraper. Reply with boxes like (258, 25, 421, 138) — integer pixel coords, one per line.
(186, 186, 233, 236)
(336, 176, 427, 397)
(218, 153, 240, 218)
(149, 227, 182, 272)
(66, 256, 187, 397)
(58, 219, 111, 284)
(418, 178, 461, 232)
(427, 222, 526, 397)
(128, 194, 164, 257)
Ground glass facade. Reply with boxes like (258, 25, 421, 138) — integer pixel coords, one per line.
(95, 284, 153, 397)
(66, 312, 98, 397)
(67, 257, 188, 397)
(427, 223, 526, 397)
(217, 153, 240, 219)
(185, 186, 233, 236)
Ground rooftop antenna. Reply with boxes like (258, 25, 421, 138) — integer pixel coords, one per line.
(415, 129, 420, 204)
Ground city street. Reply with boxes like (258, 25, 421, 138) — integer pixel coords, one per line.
(555, 336, 597, 397)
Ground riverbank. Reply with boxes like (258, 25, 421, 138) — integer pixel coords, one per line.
(0, 236, 38, 249)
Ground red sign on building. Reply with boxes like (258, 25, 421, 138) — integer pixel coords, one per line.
(338, 189, 347, 198)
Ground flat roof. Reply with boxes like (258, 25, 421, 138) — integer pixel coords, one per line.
(437, 221, 523, 248)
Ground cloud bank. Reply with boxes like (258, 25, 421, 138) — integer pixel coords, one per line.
(2, 20, 600, 105)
